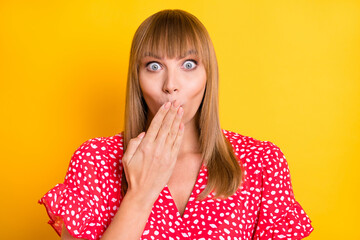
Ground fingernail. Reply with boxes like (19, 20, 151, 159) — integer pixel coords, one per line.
(138, 132, 145, 138)
(177, 107, 183, 116)
(164, 102, 171, 109)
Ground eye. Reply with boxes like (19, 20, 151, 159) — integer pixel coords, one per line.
(146, 62, 162, 72)
(183, 60, 197, 70)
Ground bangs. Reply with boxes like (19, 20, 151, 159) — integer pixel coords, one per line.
(136, 10, 205, 63)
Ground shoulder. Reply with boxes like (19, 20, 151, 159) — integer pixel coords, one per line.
(71, 131, 124, 163)
(75, 132, 124, 153)
(221, 128, 286, 173)
(221, 128, 274, 158)
(221, 130, 314, 238)
(65, 132, 125, 183)
(222, 129, 264, 147)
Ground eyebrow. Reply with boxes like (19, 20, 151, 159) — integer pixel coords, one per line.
(143, 49, 198, 60)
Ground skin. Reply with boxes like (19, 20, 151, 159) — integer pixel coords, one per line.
(61, 52, 207, 239)
(139, 52, 207, 217)
(139, 52, 206, 157)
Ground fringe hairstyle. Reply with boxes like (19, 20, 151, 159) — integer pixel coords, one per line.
(121, 9, 244, 200)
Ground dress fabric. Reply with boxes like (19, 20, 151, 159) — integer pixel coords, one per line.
(39, 129, 314, 240)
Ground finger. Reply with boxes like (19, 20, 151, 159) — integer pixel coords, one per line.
(142, 101, 171, 143)
(123, 132, 145, 165)
(164, 106, 183, 147)
(170, 122, 185, 159)
(155, 100, 181, 146)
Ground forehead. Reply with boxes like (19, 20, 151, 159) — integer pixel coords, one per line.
(142, 49, 198, 60)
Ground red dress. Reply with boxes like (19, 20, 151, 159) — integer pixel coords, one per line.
(39, 129, 314, 239)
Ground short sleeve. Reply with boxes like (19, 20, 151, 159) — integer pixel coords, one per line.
(253, 141, 314, 240)
(38, 137, 112, 240)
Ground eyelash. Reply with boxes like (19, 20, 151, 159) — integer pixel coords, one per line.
(145, 59, 198, 72)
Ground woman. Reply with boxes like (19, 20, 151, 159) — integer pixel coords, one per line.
(39, 9, 314, 240)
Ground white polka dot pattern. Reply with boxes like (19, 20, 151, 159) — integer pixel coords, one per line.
(39, 129, 314, 239)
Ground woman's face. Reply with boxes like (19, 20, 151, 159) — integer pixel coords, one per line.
(139, 50, 206, 126)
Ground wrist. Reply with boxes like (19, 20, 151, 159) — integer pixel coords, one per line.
(124, 189, 159, 210)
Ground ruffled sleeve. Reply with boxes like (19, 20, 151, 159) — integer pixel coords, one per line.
(38, 137, 112, 240)
(253, 141, 314, 239)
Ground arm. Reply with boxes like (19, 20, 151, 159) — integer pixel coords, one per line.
(100, 190, 157, 240)
(101, 101, 184, 240)
(60, 190, 156, 240)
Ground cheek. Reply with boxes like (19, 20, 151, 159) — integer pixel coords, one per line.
(139, 73, 159, 99)
(139, 72, 149, 94)
(187, 70, 206, 98)
(183, 71, 206, 115)
(139, 73, 166, 118)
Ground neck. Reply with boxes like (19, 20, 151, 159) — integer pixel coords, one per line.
(178, 116, 201, 156)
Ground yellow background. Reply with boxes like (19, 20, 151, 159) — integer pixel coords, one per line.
(0, 0, 359, 239)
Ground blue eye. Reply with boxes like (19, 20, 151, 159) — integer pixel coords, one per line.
(145, 59, 197, 72)
(147, 62, 161, 71)
(183, 60, 197, 70)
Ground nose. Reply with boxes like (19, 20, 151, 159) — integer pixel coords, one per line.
(162, 68, 178, 94)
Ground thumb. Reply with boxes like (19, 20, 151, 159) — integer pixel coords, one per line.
(123, 132, 145, 165)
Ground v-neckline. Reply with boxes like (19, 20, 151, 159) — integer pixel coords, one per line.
(164, 162, 206, 221)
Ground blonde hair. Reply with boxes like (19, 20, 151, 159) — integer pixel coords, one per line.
(121, 9, 244, 200)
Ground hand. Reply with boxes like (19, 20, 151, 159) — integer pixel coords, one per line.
(122, 100, 185, 200)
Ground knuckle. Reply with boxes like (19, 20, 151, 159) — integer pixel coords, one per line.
(158, 107, 168, 116)
(174, 137, 181, 147)
(172, 142, 179, 150)
(152, 120, 160, 127)
(168, 130, 176, 138)
(149, 122, 160, 132)
(162, 121, 171, 129)
(153, 153, 161, 162)
(129, 137, 139, 145)
(122, 156, 129, 165)
(153, 148, 162, 159)
(140, 142, 151, 152)
(128, 138, 135, 145)
(157, 155, 170, 166)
